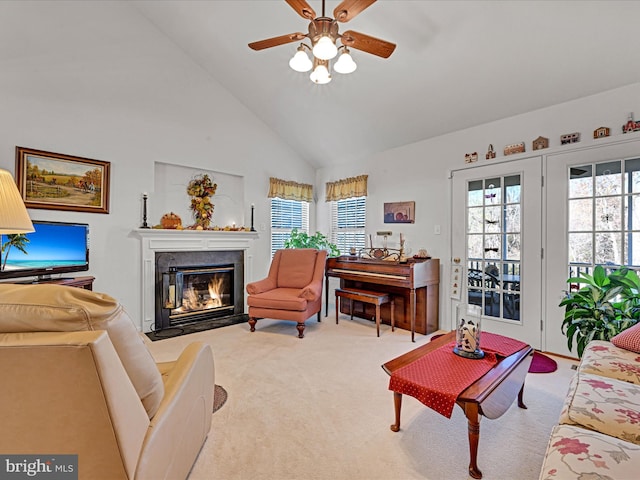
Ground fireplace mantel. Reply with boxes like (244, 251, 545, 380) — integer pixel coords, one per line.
(134, 228, 259, 332)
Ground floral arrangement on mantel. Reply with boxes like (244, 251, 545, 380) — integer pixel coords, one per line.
(187, 173, 217, 229)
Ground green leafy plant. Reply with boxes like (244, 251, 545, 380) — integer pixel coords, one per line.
(284, 228, 340, 257)
(560, 265, 640, 357)
(1, 234, 30, 271)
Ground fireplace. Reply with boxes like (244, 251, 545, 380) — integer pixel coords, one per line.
(163, 265, 234, 324)
(134, 228, 258, 333)
(155, 250, 246, 331)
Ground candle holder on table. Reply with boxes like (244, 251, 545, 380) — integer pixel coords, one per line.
(454, 303, 484, 359)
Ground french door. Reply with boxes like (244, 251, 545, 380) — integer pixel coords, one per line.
(451, 157, 543, 349)
(545, 140, 640, 356)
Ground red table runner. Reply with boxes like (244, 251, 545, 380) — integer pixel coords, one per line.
(388, 332, 528, 418)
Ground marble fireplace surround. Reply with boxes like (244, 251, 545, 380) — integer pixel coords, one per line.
(134, 229, 259, 333)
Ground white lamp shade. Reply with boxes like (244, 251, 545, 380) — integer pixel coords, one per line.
(333, 51, 357, 74)
(289, 49, 312, 72)
(312, 35, 338, 60)
(0, 168, 34, 234)
(310, 64, 331, 84)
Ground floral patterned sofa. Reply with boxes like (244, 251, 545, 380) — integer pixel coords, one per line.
(539, 324, 640, 480)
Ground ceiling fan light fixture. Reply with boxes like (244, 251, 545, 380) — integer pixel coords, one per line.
(312, 35, 338, 60)
(289, 45, 312, 72)
(248, 0, 395, 84)
(310, 61, 331, 84)
(333, 48, 357, 74)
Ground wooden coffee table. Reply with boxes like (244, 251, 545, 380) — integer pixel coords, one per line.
(382, 331, 533, 479)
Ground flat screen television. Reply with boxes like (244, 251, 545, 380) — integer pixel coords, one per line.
(0, 220, 89, 281)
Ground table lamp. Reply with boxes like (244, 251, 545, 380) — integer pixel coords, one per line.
(0, 168, 34, 235)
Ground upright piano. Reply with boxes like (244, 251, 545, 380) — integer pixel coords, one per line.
(325, 256, 440, 341)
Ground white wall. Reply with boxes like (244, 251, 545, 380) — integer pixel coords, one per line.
(0, 1, 315, 327)
(317, 82, 640, 331)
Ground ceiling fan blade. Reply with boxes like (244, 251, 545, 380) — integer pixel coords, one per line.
(248, 33, 306, 51)
(341, 30, 396, 58)
(284, 0, 316, 20)
(334, 0, 376, 23)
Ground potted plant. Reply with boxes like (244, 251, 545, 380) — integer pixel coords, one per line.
(560, 265, 640, 357)
(284, 228, 340, 257)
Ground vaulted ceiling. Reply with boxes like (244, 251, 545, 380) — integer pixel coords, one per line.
(131, 1, 640, 168)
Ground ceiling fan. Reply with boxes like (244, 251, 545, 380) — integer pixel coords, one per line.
(248, 0, 396, 84)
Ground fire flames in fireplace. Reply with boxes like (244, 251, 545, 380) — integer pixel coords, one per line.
(169, 267, 234, 323)
(179, 275, 225, 312)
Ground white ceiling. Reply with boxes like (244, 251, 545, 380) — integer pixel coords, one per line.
(131, 1, 640, 169)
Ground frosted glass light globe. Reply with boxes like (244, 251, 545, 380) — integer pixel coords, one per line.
(289, 49, 312, 72)
(310, 64, 331, 84)
(312, 36, 338, 60)
(334, 51, 357, 74)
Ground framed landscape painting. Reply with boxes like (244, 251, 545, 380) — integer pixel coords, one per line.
(384, 201, 415, 224)
(15, 146, 110, 214)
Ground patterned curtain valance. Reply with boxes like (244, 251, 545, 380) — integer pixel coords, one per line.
(325, 174, 368, 202)
(267, 177, 313, 202)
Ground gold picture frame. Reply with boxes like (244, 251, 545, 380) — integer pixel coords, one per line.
(16, 146, 110, 214)
(384, 201, 415, 224)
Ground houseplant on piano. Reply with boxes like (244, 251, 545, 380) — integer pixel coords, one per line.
(284, 228, 340, 257)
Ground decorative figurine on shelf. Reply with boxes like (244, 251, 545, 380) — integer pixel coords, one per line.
(465, 152, 478, 163)
(504, 142, 525, 156)
(561, 132, 580, 145)
(532, 136, 549, 150)
(593, 126, 610, 139)
(485, 144, 496, 160)
(623, 113, 640, 134)
(187, 174, 217, 229)
(160, 212, 182, 229)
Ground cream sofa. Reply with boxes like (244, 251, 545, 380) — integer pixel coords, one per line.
(539, 339, 640, 479)
(0, 283, 214, 480)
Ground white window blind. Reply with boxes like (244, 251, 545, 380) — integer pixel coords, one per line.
(331, 196, 366, 254)
(270, 198, 309, 256)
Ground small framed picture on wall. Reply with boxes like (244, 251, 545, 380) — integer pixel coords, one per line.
(384, 201, 415, 224)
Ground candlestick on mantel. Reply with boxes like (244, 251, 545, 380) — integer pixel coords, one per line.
(141, 193, 150, 229)
(250, 203, 256, 232)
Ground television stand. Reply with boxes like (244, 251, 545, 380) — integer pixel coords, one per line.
(29, 276, 95, 291)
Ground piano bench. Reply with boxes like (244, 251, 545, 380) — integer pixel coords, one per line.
(335, 288, 395, 337)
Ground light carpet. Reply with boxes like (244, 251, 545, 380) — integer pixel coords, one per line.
(147, 313, 576, 480)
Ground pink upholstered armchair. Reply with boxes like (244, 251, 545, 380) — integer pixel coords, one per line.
(246, 248, 328, 338)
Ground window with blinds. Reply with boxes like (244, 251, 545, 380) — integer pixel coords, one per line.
(330, 196, 366, 254)
(270, 198, 309, 256)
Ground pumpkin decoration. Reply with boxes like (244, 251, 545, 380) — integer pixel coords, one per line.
(160, 212, 182, 229)
(187, 174, 217, 229)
